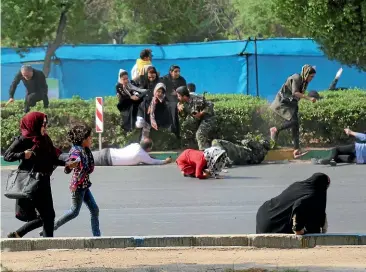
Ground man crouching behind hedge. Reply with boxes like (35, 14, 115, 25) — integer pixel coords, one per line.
(176, 86, 217, 150)
(212, 137, 271, 166)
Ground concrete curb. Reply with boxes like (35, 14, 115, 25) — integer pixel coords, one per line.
(1, 234, 365, 252)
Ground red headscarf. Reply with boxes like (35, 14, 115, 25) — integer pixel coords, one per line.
(20, 112, 61, 159)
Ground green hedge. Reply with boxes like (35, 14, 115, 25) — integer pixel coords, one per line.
(1, 90, 366, 152)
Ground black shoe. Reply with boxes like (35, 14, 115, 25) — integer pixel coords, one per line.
(318, 159, 337, 166)
(224, 158, 234, 168)
(318, 159, 331, 165)
(329, 159, 337, 166)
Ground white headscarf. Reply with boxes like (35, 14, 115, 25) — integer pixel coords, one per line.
(203, 147, 228, 178)
(149, 83, 166, 128)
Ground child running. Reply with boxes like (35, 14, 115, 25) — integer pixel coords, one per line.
(40, 124, 101, 237)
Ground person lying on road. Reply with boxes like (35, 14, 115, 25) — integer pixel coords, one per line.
(312, 128, 366, 166)
(176, 147, 228, 179)
(59, 138, 173, 166)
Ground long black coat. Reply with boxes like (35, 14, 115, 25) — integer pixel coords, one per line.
(116, 82, 143, 132)
(256, 173, 329, 234)
(138, 96, 172, 129)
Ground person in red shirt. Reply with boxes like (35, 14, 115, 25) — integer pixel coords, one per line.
(176, 147, 228, 179)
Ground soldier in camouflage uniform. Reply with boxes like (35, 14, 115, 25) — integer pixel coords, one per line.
(211, 137, 271, 165)
(176, 86, 217, 150)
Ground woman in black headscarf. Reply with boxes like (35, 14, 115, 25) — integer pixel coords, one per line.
(135, 66, 161, 99)
(161, 65, 186, 138)
(256, 172, 330, 235)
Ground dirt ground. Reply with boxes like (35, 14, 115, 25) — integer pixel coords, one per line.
(1, 246, 366, 272)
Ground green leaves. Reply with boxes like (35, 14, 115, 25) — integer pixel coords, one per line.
(274, 0, 366, 71)
(232, 0, 297, 38)
(2, 0, 62, 47)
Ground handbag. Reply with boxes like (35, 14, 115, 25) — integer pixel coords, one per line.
(4, 166, 40, 199)
(15, 198, 39, 222)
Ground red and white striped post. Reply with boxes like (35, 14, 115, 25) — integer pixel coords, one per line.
(95, 97, 103, 151)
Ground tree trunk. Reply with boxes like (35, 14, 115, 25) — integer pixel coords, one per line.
(43, 7, 69, 77)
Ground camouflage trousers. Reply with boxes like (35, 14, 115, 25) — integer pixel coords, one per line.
(183, 116, 218, 150)
(211, 138, 270, 165)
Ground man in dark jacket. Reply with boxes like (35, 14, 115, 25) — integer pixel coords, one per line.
(7, 65, 49, 113)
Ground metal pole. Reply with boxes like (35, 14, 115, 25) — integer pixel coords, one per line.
(246, 54, 249, 95)
(254, 37, 259, 97)
(239, 38, 251, 95)
(99, 133, 102, 151)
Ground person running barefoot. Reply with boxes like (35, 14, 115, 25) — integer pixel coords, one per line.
(269, 64, 317, 158)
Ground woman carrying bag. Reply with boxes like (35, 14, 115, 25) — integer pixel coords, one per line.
(4, 112, 74, 238)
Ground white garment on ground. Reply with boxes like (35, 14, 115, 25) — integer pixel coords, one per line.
(109, 143, 165, 166)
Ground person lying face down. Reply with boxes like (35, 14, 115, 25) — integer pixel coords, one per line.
(60, 138, 173, 166)
(176, 147, 228, 179)
(211, 137, 271, 166)
(256, 173, 330, 235)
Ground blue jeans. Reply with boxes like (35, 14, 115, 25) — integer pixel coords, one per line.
(55, 188, 101, 236)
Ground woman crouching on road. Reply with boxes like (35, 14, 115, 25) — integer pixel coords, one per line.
(176, 147, 228, 179)
(256, 172, 330, 235)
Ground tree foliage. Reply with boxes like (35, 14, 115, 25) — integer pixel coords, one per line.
(2, 0, 365, 71)
(274, 0, 366, 71)
(106, 0, 229, 44)
(232, 0, 297, 38)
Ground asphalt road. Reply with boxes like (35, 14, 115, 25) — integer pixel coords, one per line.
(1, 163, 365, 238)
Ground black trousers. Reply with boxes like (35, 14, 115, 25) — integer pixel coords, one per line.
(25, 92, 49, 113)
(16, 176, 55, 237)
(329, 144, 356, 162)
(167, 101, 180, 138)
(117, 101, 140, 132)
(277, 107, 300, 149)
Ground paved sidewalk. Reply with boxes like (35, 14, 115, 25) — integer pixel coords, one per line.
(2, 246, 366, 272)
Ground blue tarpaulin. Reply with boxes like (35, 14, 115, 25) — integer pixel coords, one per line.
(1, 38, 365, 102)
